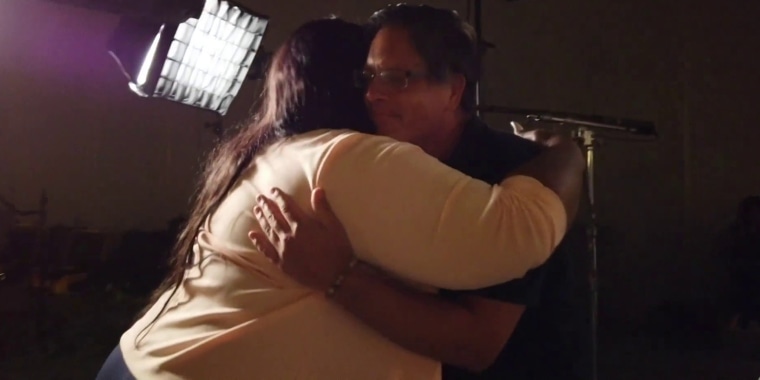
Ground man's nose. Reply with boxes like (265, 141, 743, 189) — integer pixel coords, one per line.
(365, 80, 389, 103)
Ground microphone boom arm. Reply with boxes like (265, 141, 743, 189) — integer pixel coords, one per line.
(478, 105, 657, 137)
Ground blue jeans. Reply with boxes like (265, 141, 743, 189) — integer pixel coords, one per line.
(95, 345, 135, 380)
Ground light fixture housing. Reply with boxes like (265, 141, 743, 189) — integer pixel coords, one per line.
(108, 0, 269, 115)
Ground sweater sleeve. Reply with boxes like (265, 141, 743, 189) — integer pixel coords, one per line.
(316, 133, 567, 290)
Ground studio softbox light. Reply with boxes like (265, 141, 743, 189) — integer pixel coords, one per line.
(108, 0, 269, 115)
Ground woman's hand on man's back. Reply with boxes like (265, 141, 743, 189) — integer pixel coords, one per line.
(249, 188, 355, 292)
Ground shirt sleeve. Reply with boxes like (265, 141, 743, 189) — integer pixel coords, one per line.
(316, 133, 567, 290)
(442, 266, 547, 306)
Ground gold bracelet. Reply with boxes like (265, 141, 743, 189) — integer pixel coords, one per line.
(326, 257, 359, 298)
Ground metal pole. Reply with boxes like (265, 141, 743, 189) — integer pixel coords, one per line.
(576, 128, 599, 380)
(473, 0, 482, 115)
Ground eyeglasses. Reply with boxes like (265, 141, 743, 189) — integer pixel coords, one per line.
(355, 68, 427, 91)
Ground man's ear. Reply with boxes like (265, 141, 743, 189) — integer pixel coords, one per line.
(446, 73, 466, 111)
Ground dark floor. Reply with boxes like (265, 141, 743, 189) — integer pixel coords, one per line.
(597, 329, 760, 380)
(0, 285, 144, 379)
(1, 287, 758, 380)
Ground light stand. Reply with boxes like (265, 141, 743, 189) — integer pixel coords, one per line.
(528, 113, 655, 380)
(467, 3, 657, 378)
(480, 105, 657, 380)
(577, 127, 599, 380)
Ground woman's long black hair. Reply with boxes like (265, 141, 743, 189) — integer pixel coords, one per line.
(136, 18, 374, 337)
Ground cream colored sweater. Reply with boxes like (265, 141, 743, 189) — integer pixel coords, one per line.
(120, 129, 566, 380)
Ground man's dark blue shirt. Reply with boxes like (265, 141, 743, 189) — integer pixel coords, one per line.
(440, 117, 584, 380)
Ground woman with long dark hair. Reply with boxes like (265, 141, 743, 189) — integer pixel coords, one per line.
(98, 18, 577, 379)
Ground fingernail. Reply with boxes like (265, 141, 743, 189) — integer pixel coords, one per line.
(270, 188, 278, 195)
(256, 195, 264, 202)
(254, 206, 262, 215)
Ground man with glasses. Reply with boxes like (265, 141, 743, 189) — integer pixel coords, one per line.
(253, 4, 584, 379)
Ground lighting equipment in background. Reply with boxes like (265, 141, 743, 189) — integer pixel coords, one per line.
(479, 102, 657, 380)
(467, 3, 657, 379)
(108, 0, 269, 116)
